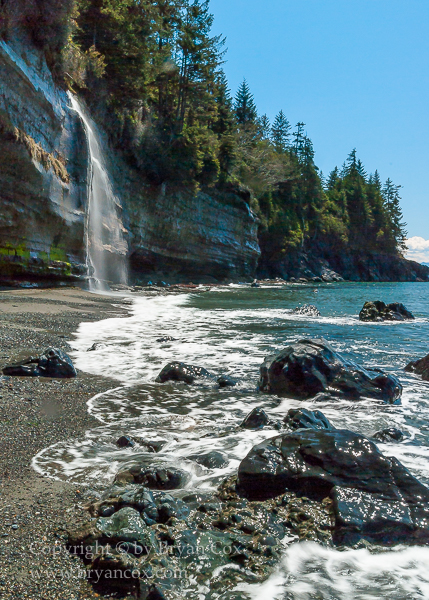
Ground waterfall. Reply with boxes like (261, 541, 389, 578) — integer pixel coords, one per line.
(68, 94, 128, 291)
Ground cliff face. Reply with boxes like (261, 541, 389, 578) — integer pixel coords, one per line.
(0, 36, 89, 283)
(126, 185, 260, 283)
(0, 34, 260, 285)
(257, 247, 429, 282)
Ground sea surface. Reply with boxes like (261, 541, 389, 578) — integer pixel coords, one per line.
(33, 282, 429, 599)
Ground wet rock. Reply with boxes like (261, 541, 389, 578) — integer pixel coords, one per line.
(155, 362, 212, 384)
(156, 336, 177, 343)
(136, 438, 168, 453)
(405, 353, 429, 380)
(96, 507, 157, 547)
(292, 304, 321, 317)
(116, 435, 135, 448)
(284, 408, 334, 431)
(217, 375, 237, 388)
(2, 347, 76, 378)
(241, 407, 270, 430)
(69, 475, 332, 598)
(372, 428, 405, 442)
(87, 342, 105, 351)
(187, 451, 229, 469)
(116, 464, 190, 490)
(237, 428, 429, 545)
(258, 338, 402, 403)
(359, 301, 415, 322)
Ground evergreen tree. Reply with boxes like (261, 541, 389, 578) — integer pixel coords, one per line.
(234, 78, 257, 125)
(258, 114, 271, 139)
(271, 110, 291, 151)
(373, 170, 382, 191)
(292, 122, 306, 158)
(213, 70, 234, 135)
(383, 180, 407, 251)
(327, 167, 340, 190)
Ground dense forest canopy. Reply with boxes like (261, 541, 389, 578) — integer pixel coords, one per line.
(0, 0, 408, 260)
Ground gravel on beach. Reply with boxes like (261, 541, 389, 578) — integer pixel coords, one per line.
(0, 287, 134, 600)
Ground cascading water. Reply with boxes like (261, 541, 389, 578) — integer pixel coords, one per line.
(68, 93, 128, 291)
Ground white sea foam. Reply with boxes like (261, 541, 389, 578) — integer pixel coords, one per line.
(32, 283, 429, 598)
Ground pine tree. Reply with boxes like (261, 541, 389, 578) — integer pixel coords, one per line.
(258, 114, 271, 139)
(234, 79, 257, 124)
(383, 179, 407, 251)
(345, 148, 358, 176)
(357, 159, 367, 181)
(292, 122, 306, 158)
(271, 110, 291, 151)
(213, 70, 234, 135)
(301, 136, 315, 166)
(327, 167, 340, 190)
(373, 170, 382, 191)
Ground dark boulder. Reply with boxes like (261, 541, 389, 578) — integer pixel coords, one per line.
(292, 304, 321, 317)
(155, 362, 212, 384)
(259, 338, 402, 403)
(116, 436, 135, 448)
(372, 428, 405, 442)
(359, 301, 415, 322)
(241, 407, 270, 430)
(116, 463, 190, 490)
(405, 353, 429, 380)
(2, 347, 76, 378)
(136, 438, 168, 453)
(217, 375, 237, 388)
(187, 451, 229, 469)
(237, 428, 429, 545)
(284, 408, 334, 431)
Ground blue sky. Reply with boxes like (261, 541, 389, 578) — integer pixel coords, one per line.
(210, 0, 429, 260)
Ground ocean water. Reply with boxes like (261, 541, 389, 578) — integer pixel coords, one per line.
(33, 282, 429, 599)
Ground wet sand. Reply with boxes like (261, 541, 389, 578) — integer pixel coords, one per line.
(0, 287, 133, 599)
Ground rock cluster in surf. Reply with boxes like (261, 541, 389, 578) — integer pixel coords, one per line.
(67, 332, 429, 598)
(359, 301, 414, 322)
(258, 338, 402, 403)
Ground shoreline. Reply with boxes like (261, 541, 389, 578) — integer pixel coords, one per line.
(0, 287, 132, 599)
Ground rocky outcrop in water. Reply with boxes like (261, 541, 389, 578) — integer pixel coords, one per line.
(292, 304, 321, 317)
(258, 338, 402, 403)
(155, 362, 212, 384)
(405, 353, 429, 380)
(237, 428, 429, 545)
(372, 428, 405, 442)
(359, 301, 415, 322)
(283, 408, 334, 431)
(2, 347, 76, 378)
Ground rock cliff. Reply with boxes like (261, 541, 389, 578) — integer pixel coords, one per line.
(0, 35, 88, 283)
(257, 247, 429, 282)
(0, 34, 260, 286)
